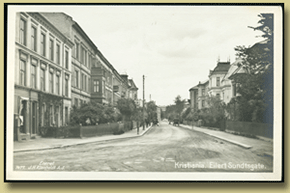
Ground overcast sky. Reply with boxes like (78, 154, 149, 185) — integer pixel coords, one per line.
(11, 5, 274, 106)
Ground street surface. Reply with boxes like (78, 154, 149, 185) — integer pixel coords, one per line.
(14, 121, 273, 172)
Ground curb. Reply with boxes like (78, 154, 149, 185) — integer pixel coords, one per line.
(201, 132, 252, 149)
(14, 125, 153, 153)
(179, 125, 252, 149)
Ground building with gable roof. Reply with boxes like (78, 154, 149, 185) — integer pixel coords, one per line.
(189, 58, 249, 110)
(208, 61, 231, 99)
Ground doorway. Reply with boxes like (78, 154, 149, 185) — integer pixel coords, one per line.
(31, 101, 37, 135)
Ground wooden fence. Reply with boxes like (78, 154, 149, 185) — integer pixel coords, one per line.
(226, 121, 273, 139)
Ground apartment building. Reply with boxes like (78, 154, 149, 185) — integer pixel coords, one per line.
(41, 12, 138, 107)
(14, 12, 139, 140)
(14, 12, 74, 140)
(40, 12, 97, 107)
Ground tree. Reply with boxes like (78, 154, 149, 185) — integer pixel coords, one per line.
(164, 95, 187, 123)
(235, 13, 273, 75)
(69, 102, 119, 126)
(181, 107, 191, 121)
(174, 95, 186, 117)
(146, 101, 158, 124)
(116, 98, 136, 121)
(233, 13, 273, 124)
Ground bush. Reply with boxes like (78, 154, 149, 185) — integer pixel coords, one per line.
(39, 126, 81, 138)
(113, 129, 125, 135)
(70, 102, 120, 126)
(39, 126, 56, 137)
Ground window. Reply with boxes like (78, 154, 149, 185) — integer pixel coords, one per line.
(49, 72, 53, 93)
(56, 44, 60, 64)
(42, 103, 46, 126)
(88, 54, 91, 68)
(216, 93, 220, 99)
(40, 33, 46, 56)
(84, 50, 87, 66)
(88, 78, 90, 93)
(81, 47, 84, 64)
(20, 60, 26, 86)
(75, 42, 79, 59)
(65, 78, 68, 97)
(56, 75, 60, 95)
(65, 107, 68, 125)
(102, 81, 105, 95)
(31, 65, 36, 89)
(55, 106, 59, 127)
(202, 100, 205, 107)
(202, 89, 205, 96)
(93, 80, 97, 92)
(49, 39, 54, 61)
(75, 70, 79, 88)
(65, 50, 69, 69)
(50, 105, 54, 126)
(40, 68, 45, 91)
(31, 26, 37, 51)
(19, 18, 26, 45)
(74, 98, 78, 107)
(82, 74, 85, 91)
(84, 75, 87, 91)
(216, 77, 220, 87)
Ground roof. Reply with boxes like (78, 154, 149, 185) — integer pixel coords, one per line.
(189, 86, 198, 91)
(248, 39, 271, 54)
(228, 65, 250, 80)
(129, 79, 138, 90)
(189, 80, 208, 91)
(222, 58, 243, 81)
(28, 12, 74, 48)
(199, 79, 209, 85)
(209, 62, 231, 76)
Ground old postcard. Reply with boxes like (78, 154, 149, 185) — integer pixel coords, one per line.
(5, 4, 283, 181)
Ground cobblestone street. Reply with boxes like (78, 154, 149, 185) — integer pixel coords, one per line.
(14, 121, 273, 172)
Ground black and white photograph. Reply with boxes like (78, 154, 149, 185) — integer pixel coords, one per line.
(5, 4, 283, 181)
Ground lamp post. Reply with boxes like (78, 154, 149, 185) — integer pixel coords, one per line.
(143, 75, 145, 130)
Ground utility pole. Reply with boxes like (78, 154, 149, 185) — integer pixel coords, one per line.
(143, 75, 145, 130)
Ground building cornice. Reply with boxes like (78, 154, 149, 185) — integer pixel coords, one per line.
(28, 12, 74, 48)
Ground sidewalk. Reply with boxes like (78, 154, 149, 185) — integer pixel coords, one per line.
(14, 125, 153, 153)
(180, 124, 273, 157)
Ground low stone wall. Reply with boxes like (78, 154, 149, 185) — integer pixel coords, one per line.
(226, 121, 273, 139)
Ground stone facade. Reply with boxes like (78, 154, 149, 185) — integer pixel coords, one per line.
(14, 12, 139, 141)
(14, 12, 73, 140)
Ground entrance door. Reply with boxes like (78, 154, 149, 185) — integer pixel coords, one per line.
(31, 102, 37, 135)
(20, 100, 27, 133)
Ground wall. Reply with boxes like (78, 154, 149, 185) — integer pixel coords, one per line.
(226, 121, 273, 139)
